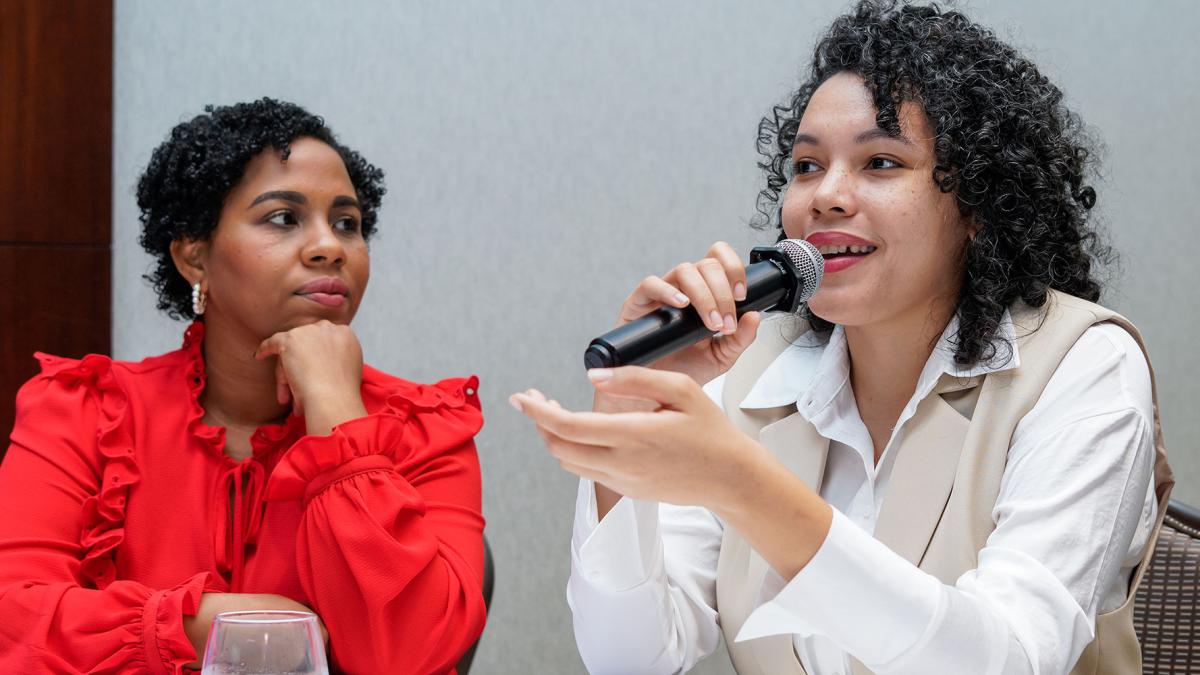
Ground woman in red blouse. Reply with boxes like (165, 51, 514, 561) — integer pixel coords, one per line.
(0, 99, 486, 674)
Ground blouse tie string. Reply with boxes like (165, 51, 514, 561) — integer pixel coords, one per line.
(216, 460, 266, 592)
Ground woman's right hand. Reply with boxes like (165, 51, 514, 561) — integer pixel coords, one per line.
(595, 241, 761, 415)
(183, 593, 329, 667)
(587, 242, 761, 517)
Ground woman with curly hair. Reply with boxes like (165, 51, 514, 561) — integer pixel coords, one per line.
(512, 2, 1172, 673)
(0, 99, 486, 673)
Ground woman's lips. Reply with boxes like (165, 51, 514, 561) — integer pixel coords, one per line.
(822, 254, 871, 274)
(806, 231, 878, 275)
(294, 277, 350, 306)
(299, 292, 347, 307)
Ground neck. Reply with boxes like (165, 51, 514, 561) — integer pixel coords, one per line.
(844, 297, 957, 418)
(199, 314, 290, 429)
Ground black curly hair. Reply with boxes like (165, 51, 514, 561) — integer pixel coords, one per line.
(137, 98, 386, 320)
(755, 0, 1111, 366)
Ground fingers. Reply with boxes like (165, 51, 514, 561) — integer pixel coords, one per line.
(666, 242, 746, 335)
(707, 241, 748, 302)
(537, 427, 612, 478)
(620, 275, 691, 324)
(620, 242, 748, 336)
(696, 259, 738, 335)
(712, 311, 762, 364)
(516, 392, 616, 481)
(509, 389, 637, 446)
(274, 359, 292, 407)
(671, 262, 726, 333)
(586, 366, 698, 409)
(254, 332, 286, 360)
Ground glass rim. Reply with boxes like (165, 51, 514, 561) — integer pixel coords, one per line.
(212, 610, 318, 625)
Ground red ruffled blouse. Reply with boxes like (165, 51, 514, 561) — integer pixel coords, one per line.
(0, 323, 486, 674)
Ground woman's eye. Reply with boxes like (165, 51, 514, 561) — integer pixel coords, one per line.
(868, 157, 902, 170)
(265, 210, 298, 226)
(793, 159, 821, 175)
(334, 216, 361, 233)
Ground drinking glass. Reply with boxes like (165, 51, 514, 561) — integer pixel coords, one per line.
(200, 610, 329, 675)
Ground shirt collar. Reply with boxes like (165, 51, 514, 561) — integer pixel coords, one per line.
(738, 310, 1021, 411)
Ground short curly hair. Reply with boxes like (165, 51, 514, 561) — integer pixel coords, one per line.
(137, 98, 386, 320)
(755, 0, 1110, 366)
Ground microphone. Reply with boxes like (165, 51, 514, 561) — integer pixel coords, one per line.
(584, 239, 824, 370)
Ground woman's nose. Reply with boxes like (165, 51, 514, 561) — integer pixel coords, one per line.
(810, 166, 857, 217)
(302, 221, 346, 267)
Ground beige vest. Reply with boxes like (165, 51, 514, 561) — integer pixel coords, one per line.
(715, 291, 1174, 675)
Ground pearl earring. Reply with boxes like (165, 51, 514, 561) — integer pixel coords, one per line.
(192, 282, 207, 316)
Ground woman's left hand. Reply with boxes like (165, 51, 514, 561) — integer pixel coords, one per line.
(510, 366, 766, 510)
(255, 320, 368, 436)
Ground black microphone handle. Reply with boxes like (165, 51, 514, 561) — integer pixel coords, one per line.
(584, 259, 791, 369)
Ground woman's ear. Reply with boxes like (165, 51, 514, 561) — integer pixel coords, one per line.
(169, 237, 209, 286)
(965, 216, 982, 243)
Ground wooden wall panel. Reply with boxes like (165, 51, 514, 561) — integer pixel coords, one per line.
(1, 0, 112, 245)
(0, 246, 111, 438)
(1, 0, 112, 450)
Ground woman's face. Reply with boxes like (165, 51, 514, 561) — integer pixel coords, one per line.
(782, 72, 970, 333)
(192, 136, 370, 339)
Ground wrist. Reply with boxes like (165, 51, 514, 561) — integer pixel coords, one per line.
(711, 445, 833, 577)
(303, 392, 367, 436)
(704, 435, 777, 517)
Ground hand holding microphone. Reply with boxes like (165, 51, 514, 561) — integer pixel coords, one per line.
(510, 239, 824, 518)
(585, 239, 824, 385)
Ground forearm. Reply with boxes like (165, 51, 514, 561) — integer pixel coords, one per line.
(730, 503, 1044, 674)
(182, 593, 326, 669)
(708, 441, 832, 579)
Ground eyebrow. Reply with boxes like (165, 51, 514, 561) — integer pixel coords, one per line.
(793, 128, 915, 147)
(249, 191, 361, 210)
(250, 190, 307, 207)
(854, 127, 914, 146)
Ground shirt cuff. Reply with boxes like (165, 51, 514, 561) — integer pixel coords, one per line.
(571, 479, 664, 592)
(736, 508, 942, 666)
(142, 571, 210, 675)
(265, 414, 405, 502)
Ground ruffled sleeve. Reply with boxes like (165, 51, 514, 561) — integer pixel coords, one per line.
(30, 353, 141, 589)
(264, 375, 487, 674)
(0, 356, 207, 674)
(265, 375, 482, 503)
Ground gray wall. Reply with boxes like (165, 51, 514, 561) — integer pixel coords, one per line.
(113, 2, 1199, 673)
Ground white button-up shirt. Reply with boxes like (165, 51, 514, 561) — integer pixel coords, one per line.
(567, 314, 1158, 675)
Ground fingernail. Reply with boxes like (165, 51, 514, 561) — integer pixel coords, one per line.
(723, 314, 736, 334)
(587, 368, 613, 382)
(708, 310, 723, 330)
(508, 395, 523, 412)
(674, 292, 690, 306)
(734, 282, 746, 301)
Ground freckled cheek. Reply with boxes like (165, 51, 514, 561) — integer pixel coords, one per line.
(779, 195, 808, 238)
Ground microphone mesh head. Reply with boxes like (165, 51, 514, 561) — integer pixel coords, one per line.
(776, 239, 824, 302)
